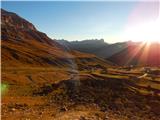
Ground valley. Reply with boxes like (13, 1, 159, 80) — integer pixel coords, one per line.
(2, 66, 160, 120)
(1, 8, 160, 120)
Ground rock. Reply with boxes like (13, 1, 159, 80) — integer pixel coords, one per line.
(11, 108, 16, 111)
(60, 106, 68, 112)
(105, 115, 109, 120)
(38, 111, 43, 115)
(79, 116, 86, 120)
(25, 118, 30, 120)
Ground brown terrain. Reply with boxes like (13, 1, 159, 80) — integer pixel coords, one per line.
(1, 9, 160, 120)
(108, 42, 160, 66)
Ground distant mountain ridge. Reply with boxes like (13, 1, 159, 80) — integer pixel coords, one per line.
(57, 39, 160, 66)
(56, 39, 131, 59)
(2, 8, 159, 67)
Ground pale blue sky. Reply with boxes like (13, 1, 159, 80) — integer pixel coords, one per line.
(2, 1, 159, 43)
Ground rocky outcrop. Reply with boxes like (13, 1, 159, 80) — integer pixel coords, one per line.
(1, 9, 36, 31)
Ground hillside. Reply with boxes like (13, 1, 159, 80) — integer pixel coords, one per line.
(1, 9, 112, 69)
(57, 39, 129, 58)
(108, 42, 160, 66)
(1, 9, 160, 120)
(57, 39, 160, 66)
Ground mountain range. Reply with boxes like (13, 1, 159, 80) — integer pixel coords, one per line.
(1, 8, 160, 120)
(1, 9, 112, 70)
(56, 39, 129, 59)
(57, 39, 160, 66)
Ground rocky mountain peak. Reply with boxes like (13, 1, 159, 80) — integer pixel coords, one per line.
(1, 9, 36, 31)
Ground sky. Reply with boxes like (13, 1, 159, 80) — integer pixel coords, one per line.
(1, 1, 160, 43)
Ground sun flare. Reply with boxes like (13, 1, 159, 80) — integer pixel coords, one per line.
(122, 19, 160, 43)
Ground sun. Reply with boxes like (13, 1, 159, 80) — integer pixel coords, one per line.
(121, 19, 160, 43)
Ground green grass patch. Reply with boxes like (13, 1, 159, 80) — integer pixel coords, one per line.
(1, 83, 9, 95)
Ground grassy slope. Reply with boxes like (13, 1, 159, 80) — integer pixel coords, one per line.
(2, 67, 160, 120)
(1, 9, 160, 120)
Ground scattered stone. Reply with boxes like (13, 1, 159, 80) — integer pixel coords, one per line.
(11, 108, 16, 112)
(79, 116, 86, 120)
(105, 115, 109, 120)
(38, 111, 43, 115)
(60, 106, 68, 112)
(25, 118, 30, 120)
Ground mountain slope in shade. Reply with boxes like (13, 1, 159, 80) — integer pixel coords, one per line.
(108, 42, 160, 66)
(1, 9, 112, 68)
(57, 39, 132, 59)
